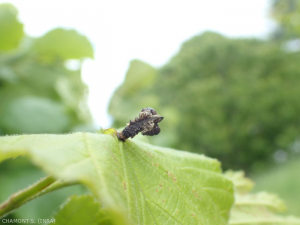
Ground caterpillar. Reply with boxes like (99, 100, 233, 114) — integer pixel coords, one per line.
(117, 107, 164, 142)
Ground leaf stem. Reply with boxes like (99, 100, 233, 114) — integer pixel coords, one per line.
(0, 175, 76, 218)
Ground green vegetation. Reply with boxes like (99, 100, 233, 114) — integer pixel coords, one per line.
(252, 156, 300, 217)
(272, 0, 300, 38)
(0, 130, 234, 225)
(227, 170, 300, 225)
(0, 3, 94, 135)
(1, 131, 299, 224)
(0, 1, 299, 224)
(53, 195, 130, 225)
(0, 3, 95, 222)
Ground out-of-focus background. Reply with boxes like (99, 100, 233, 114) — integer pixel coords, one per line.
(0, 0, 300, 221)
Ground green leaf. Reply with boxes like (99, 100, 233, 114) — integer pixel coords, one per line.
(225, 171, 300, 225)
(224, 171, 254, 194)
(34, 28, 94, 61)
(122, 60, 157, 96)
(0, 131, 234, 224)
(53, 195, 130, 225)
(53, 195, 107, 225)
(0, 96, 71, 134)
(0, 4, 24, 51)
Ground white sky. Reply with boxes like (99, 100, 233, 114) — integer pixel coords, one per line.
(0, 0, 273, 128)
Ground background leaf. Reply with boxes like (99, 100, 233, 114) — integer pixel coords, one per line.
(226, 171, 300, 225)
(253, 157, 300, 216)
(0, 96, 71, 134)
(0, 4, 24, 51)
(34, 28, 94, 61)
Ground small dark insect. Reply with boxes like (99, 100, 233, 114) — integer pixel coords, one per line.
(117, 107, 164, 142)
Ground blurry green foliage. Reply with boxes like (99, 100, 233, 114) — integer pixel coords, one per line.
(34, 28, 94, 62)
(0, 4, 24, 51)
(272, 0, 300, 38)
(253, 156, 300, 216)
(226, 170, 300, 224)
(109, 32, 300, 171)
(0, 3, 94, 135)
(0, 97, 70, 134)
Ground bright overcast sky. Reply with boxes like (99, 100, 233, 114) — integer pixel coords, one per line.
(1, 0, 273, 128)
